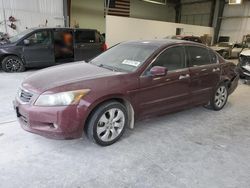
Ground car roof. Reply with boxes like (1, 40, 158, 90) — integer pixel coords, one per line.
(28, 27, 98, 31)
(122, 39, 204, 48)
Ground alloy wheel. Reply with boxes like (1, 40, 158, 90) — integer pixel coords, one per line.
(214, 85, 227, 108)
(5, 58, 22, 72)
(96, 108, 125, 142)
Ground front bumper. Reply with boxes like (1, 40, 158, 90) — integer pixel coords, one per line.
(228, 74, 239, 95)
(13, 99, 88, 139)
(237, 64, 250, 80)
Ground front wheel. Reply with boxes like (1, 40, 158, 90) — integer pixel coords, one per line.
(207, 83, 228, 111)
(1, 56, 25, 72)
(86, 101, 128, 146)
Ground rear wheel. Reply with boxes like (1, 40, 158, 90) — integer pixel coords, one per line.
(1, 56, 25, 72)
(206, 83, 228, 111)
(86, 101, 128, 146)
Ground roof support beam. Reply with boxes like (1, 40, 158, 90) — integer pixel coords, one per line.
(214, 0, 225, 44)
(209, 0, 216, 27)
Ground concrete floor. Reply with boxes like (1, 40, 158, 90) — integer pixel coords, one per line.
(0, 64, 250, 188)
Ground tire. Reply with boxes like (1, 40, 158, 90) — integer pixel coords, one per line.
(1, 55, 25, 72)
(206, 83, 229, 111)
(86, 101, 128, 146)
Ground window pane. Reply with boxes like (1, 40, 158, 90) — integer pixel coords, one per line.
(75, 30, 95, 43)
(209, 50, 218, 64)
(91, 43, 158, 72)
(153, 46, 185, 71)
(187, 46, 210, 66)
(26, 30, 51, 45)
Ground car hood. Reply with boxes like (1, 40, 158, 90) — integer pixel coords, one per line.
(211, 46, 229, 51)
(0, 41, 14, 47)
(22, 62, 122, 93)
(240, 49, 250, 56)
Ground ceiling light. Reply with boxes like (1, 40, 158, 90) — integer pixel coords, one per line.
(229, 0, 242, 5)
(142, 0, 166, 5)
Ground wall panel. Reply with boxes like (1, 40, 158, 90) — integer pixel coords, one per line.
(219, 2, 250, 43)
(0, 0, 64, 36)
(106, 15, 214, 47)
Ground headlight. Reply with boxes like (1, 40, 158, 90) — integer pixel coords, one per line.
(35, 89, 90, 106)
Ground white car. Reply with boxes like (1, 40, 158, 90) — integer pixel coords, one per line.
(238, 49, 250, 80)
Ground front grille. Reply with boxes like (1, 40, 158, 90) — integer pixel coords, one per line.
(19, 89, 33, 103)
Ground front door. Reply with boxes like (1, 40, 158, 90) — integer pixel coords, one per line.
(186, 46, 221, 105)
(22, 30, 54, 67)
(136, 46, 191, 117)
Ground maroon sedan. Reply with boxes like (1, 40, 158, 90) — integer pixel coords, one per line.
(14, 40, 239, 146)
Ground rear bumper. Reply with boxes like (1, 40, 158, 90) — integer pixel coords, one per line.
(228, 74, 239, 95)
(13, 99, 89, 139)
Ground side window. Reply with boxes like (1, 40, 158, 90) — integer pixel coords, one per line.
(209, 49, 218, 64)
(152, 46, 186, 71)
(187, 46, 210, 67)
(25, 30, 51, 46)
(75, 30, 95, 43)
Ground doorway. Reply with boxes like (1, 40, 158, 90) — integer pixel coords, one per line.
(54, 30, 74, 63)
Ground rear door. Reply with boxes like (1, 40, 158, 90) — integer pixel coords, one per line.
(74, 30, 103, 61)
(21, 29, 54, 66)
(186, 45, 221, 105)
(137, 46, 191, 117)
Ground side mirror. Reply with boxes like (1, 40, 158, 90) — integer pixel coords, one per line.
(23, 39, 30, 45)
(150, 66, 167, 77)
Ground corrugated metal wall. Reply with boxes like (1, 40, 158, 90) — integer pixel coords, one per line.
(219, 2, 250, 43)
(180, 0, 212, 26)
(0, 0, 64, 36)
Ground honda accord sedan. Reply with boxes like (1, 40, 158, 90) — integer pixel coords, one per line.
(14, 40, 239, 146)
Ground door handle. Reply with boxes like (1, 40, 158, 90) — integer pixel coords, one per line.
(179, 74, 190, 80)
(201, 68, 207, 72)
(212, 68, 220, 72)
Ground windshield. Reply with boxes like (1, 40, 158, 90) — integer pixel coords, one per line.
(90, 43, 159, 72)
(9, 29, 34, 43)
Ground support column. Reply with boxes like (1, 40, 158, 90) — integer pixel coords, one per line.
(214, 0, 225, 44)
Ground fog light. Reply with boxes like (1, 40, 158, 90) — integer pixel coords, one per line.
(53, 123, 59, 129)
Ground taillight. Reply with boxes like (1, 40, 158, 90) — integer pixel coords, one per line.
(102, 43, 107, 51)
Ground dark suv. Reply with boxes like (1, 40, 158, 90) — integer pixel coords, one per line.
(0, 28, 107, 72)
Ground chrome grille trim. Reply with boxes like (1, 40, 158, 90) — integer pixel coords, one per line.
(19, 88, 33, 103)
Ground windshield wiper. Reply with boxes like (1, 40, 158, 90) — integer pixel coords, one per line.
(98, 64, 119, 72)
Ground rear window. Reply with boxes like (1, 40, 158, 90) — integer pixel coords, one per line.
(75, 30, 96, 43)
(209, 50, 218, 64)
(187, 46, 211, 66)
(95, 32, 103, 43)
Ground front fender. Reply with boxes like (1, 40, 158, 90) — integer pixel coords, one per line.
(79, 94, 136, 130)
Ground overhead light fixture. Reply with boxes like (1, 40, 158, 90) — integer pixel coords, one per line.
(142, 0, 166, 5)
(229, 0, 242, 5)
